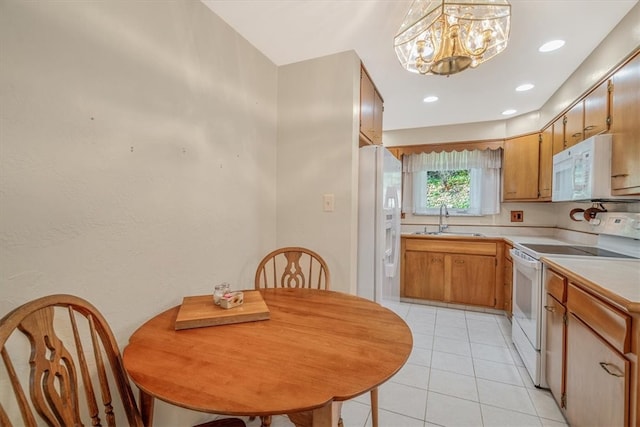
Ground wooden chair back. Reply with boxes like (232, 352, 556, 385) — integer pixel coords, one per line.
(0, 294, 144, 427)
(254, 247, 330, 290)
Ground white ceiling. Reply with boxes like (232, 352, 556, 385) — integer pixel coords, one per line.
(202, 0, 638, 131)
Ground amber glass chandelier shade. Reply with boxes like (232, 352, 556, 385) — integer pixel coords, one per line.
(394, 0, 511, 75)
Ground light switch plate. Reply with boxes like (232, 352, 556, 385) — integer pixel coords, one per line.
(323, 194, 335, 212)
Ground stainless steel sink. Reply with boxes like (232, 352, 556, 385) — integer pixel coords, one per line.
(413, 231, 484, 237)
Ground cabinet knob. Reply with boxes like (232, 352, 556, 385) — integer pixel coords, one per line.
(599, 362, 624, 377)
(544, 305, 555, 313)
(454, 259, 465, 264)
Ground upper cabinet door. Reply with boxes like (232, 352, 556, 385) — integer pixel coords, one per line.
(539, 127, 553, 200)
(610, 53, 640, 195)
(583, 79, 611, 140)
(359, 65, 383, 146)
(503, 133, 540, 200)
(564, 101, 584, 148)
(372, 89, 383, 143)
(551, 117, 565, 155)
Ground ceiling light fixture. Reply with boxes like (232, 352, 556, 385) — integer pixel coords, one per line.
(423, 95, 439, 102)
(539, 40, 565, 53)
(394, 0, 511, 76)
(516, 83, 534, 92)
(502, 109, 517, 115)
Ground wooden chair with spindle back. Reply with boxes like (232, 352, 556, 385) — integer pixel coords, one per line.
(253, 247, 379, 427)
(254, 246, 331, 290)
(0, 294, 245, 427)
(0, 294, 144, 427)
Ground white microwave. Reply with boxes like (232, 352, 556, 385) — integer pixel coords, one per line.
(552, 134, 636, 202)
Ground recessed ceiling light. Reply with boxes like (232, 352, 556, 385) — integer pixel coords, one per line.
(502, 109, 517, 116)
(539, 40, 565, 53)
(423, 96, 439, 103)
(516, 83, 534, 92)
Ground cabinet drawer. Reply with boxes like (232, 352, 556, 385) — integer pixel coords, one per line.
(545, 269, 567, 302)
(567, 283, 631, 354)
(404, 238, 497, 256)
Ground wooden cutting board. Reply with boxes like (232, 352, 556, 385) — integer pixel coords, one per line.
(174, 290, 270, 330)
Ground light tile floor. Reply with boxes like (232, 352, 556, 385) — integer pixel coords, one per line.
(226, 301, 569, 427)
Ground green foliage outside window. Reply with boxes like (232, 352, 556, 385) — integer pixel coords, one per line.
(426, 170, 471, 209)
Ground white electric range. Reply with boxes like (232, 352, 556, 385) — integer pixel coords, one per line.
(510, 212, 640, 387)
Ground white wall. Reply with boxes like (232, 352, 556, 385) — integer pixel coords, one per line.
(276, 51, 362, 294)
(0, 1, 277, 424)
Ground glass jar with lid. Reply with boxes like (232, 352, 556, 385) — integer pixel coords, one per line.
(213, 282, 231, 305)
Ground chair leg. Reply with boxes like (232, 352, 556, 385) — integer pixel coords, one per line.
(260, 415, 272, 427)
(370, 387, 378, 427)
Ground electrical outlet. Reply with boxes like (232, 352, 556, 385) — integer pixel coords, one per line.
(511, 210, 524, 222)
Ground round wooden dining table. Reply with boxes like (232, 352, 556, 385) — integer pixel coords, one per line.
(123, 288, 413, 427)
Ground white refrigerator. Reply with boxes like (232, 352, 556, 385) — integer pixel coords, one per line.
(357, 145, 402, 305)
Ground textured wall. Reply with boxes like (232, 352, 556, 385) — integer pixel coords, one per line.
(0, 1, 277, 424)
(276, 51, 361, 295)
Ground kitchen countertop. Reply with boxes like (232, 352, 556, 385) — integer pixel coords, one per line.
(401, 233, 590, 246)
(542, 256, 640, 313)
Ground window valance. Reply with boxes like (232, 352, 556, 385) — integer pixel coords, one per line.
(404, 148, 502, 173)
(392, 140, 503, 158)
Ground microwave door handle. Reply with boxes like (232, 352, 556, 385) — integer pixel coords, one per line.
(572, 160, 582, 192)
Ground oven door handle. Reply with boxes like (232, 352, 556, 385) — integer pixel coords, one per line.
(510, 249, 541, 270)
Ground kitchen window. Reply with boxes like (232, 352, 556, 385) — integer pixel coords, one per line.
(402, 148, 502, 216)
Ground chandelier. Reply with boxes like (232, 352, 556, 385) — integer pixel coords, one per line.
(394, 0, 511, 76)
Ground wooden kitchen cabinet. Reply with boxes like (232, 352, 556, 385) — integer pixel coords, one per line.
(546, 79, 608, 157)
(450, 254, 495, 307)
(400, 236, 502, 309)
(551, 117, 565, 155)
(360, 65, 383, 146)
(566, 313, 629, 426)
(544, 268, 567, 411)
(541, 268, 634, 427)
(541, 257, 640, 427)
(583, 78, 611, 140)
(403, 251, 445, 300)
(538, 127, 553, 200)
(559, 79, 611, 151)
(610, 53, 640, 195)
(545, 293, 566, 410)
(564, 101, 584, 148)
(503, 133, 540, 200)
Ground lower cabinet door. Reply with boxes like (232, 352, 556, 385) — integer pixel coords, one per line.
(544, 293, 565, 409)
(403, 251, 445, 301)
(566, 313, 629, 427)
(450, 254, 495, 307)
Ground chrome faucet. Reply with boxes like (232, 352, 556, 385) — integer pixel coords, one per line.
(439, 204, 449, 233)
